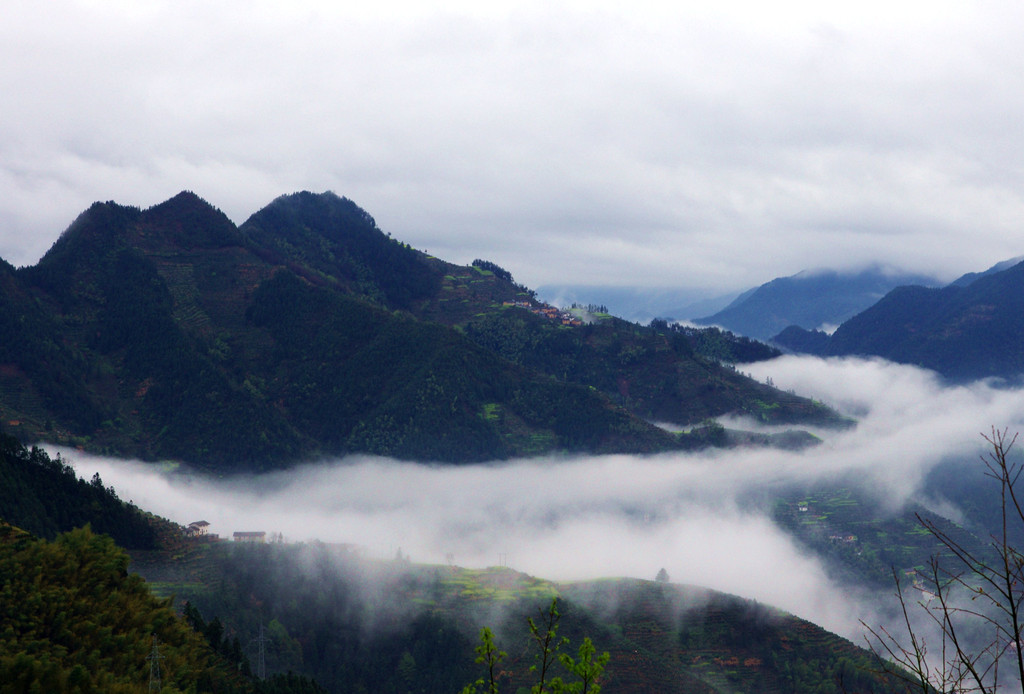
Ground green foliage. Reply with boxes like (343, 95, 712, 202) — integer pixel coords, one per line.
(770, 483, 988, 590)
(11, 197, 302, 470)
(462, 308, 842, 430)
(460, 628, 506, 694)
(460, 598, 609, 694)
(650, 320, 781, 364)
(0, 523, 253, 693)
(678, 419, 727, 449)
(246, 270, 678, 462)
(563, 579, 903, 693)
(0, 261, 108, 434)
(168, 541, 480, 693)
(129, 534, 916, 694)
(471, 260, 514, 283)
(255, 672, 329, 694)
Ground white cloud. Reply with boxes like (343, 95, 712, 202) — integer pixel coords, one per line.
(54, 356, 1024, 640)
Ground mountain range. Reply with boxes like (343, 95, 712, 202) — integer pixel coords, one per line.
(2, 192, 1017, 691)
(0, 191, 843, 471)
(773, 257, 1024, 382)
(692, 266, 942, 341)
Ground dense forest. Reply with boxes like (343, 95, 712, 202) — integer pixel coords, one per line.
(0, 428, 155, 549)
(0, 522, 324, 693)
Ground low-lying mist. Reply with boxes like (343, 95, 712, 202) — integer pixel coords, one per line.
(55, 355, 1024, 640)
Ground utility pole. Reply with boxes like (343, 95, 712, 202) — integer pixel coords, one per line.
(147, 634, 164, 693)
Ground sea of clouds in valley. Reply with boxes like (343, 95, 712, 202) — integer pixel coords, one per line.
(55, 355, 1024, 640)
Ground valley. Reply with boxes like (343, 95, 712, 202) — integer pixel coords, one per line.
(2, 191, 1024, 693)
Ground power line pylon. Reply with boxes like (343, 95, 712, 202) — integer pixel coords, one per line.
(251, 622, 269, 679)
(147, 634, 164, 692)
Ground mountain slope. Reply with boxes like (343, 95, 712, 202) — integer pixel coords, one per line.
(694, 266, 940, 341)
(0, 191, 845, 469)
(241, 191, 440, 309)
(775, 259, 1024, 381)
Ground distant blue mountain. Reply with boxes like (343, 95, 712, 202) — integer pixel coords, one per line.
(949, 256, 1024, 287)
(692, 266, 941, 341)
(774, 257, 1024, 382)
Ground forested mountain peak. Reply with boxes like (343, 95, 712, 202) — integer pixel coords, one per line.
(241, 190, 438, 309)
(139, 190, 243, 250)
(30, 191, 242, 288)
(34, 200, 141, 273)
(245, 191, 380, 243)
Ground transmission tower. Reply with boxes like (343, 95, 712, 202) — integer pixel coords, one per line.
(147, 634, 164, 693)
(251, 622, 269, 679)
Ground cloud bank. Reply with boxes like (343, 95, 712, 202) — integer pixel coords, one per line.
(54, 355, 1024, 639)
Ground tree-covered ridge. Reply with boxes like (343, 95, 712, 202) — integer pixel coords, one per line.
(461, 307, 844, 428)
(0, 430, 155, 549)
(411, 259, 837, 428)
(561, 580, 903, 694)
(245, 270, 679, 461)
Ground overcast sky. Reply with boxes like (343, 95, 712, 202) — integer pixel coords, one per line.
(4, 1, 1024, 292)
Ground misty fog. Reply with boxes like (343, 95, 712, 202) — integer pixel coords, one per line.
(54, 355, 1024, 639)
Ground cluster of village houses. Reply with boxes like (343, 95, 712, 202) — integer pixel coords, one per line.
(503, 301, 583, 326)
(185, 520, 268, 543)
(796, 504, 857, 544)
